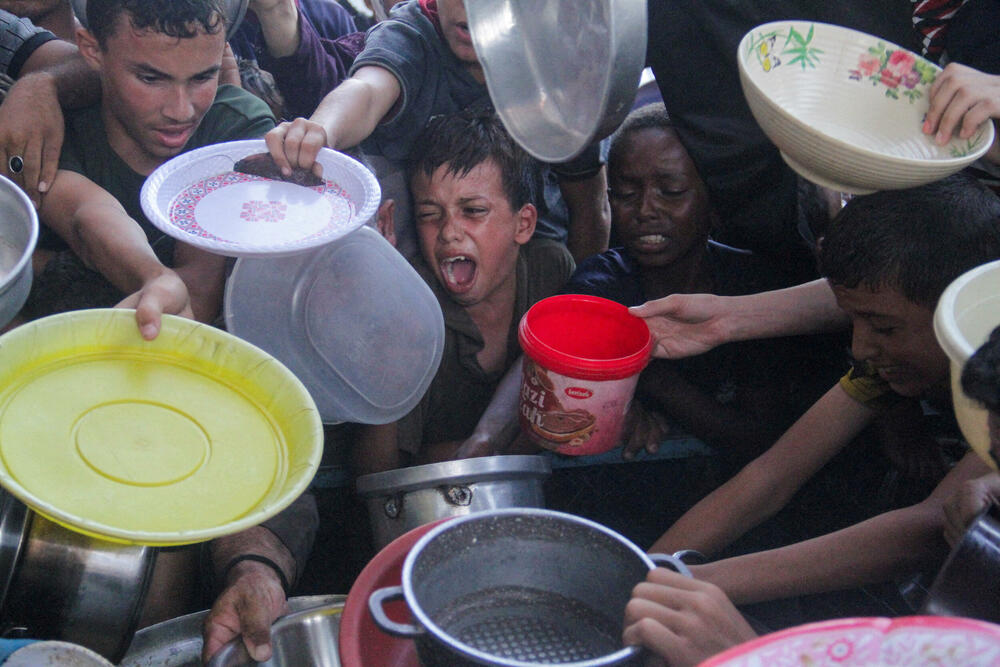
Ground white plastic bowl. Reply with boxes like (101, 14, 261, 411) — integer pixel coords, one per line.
(738, 21, 994, 194)
(934, 259, 1000, 469)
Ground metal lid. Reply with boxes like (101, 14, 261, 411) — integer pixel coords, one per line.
(356, 455, 551, 496)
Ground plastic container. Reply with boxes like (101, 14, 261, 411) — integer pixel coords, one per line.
(933, 259, 1000, 469)
(518, 294, 652, 455)
(225, 226, 444, 425)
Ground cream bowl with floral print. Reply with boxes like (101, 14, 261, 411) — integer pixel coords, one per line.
(738, 21, 995, 193)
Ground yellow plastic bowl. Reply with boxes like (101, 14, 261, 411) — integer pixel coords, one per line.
(0, 309, 322, 545)
(934, 260, 1000, 470)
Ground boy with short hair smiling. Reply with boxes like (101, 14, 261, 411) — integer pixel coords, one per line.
(649, 174, 1000, 606)
(354, 111, 574, 473)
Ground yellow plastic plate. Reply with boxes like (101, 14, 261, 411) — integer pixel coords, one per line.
(0, 310, 322, 545)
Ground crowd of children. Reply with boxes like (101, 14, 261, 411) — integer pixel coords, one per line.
(0, 1, 999, 665)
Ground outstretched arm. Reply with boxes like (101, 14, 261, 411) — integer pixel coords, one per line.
(629, 278, 847, 359)
(694, 451, 992, 605)
(649, 383, 874, 557)
(264, 65, 400, 175)
(39, 170, 194, 338)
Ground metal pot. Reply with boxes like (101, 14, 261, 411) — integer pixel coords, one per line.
(70, 0, 250, 40)
(368, 508, 691, 667)
(466, 0, 648, 162)
(356, 455, 551, 551)
(208, 599, 346, 666)
(0, 491, 155, 662)
(922, 506, 1000, 623)
(121, 595, 345, 666)
(0, 174, 37, 329)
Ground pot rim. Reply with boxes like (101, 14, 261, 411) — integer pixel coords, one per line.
(0, 490, 29, 612)
(400, 508, 647, 667)
(355, 455, 551, 496)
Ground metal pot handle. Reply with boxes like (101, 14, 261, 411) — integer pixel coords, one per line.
(368, 585, 424, 638)
(648, 552, 693, 578)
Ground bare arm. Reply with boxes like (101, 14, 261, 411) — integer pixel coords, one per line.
(249, 0, 301, 59)
(39, 170, 193, 338)
(264, 66, 401, 175)
(454, 356, 525, 459)
(559, 167, 611, 262)
(354, 421, 403, 475)
(629, 279, 847, 359)
(694, 451, 992, 605)
(203, 526, 295, 662)
(648, 383, 875, 556)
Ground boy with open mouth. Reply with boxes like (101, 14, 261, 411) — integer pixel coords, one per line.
(354, 111, 574, 474)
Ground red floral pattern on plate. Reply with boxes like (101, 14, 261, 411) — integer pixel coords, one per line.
(168, 171, 355, 244)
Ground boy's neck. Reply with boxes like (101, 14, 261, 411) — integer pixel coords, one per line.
(638, 243, 712, 300)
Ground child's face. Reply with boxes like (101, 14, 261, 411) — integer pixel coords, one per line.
(833, 284, 949, 398)
(437, 0, 477, 66)
(413, 159, 535, 308)
(608, 127, 713, 268)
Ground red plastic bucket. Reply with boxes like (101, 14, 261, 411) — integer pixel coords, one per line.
(518, 294, 652, 455)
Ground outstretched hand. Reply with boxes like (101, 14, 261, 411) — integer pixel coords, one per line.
(623, 568, 756, 667)
(264, 119, 328, 179)
(115, 270, 193, 340)
(629, 294, 730, 359)
(201, 561, 288, 663)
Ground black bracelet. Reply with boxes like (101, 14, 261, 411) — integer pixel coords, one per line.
(222, 554, 291, 594)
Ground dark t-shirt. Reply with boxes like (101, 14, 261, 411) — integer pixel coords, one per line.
(396, 239, 575, 456)
(644, 0, 1000, 282)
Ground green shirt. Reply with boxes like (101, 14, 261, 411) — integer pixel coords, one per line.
(396, 239, 575, 456)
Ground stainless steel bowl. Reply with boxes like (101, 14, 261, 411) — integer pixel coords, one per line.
(0, 491, 155, 662)
(0, 174, 37, 329)
(70, 0, 250, 40)
(121, 595, 345, 667)
(207, 599, 346, 667)
(466, 0, 647, 162)
(356, 455, 551, 550)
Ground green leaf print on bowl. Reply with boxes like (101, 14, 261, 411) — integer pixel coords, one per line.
(848, 42, 937, 103)
(746, 24, 823, 72)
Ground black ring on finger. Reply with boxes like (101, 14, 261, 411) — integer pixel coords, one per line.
(8, 155, 23, 175)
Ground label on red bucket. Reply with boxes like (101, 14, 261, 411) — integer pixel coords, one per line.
(519, 358, 637, 456)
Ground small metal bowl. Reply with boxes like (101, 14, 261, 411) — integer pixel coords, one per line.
(0, 174, 37, 329)
(207, 601, 345, 666)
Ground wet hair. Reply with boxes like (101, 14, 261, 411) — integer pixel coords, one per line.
(607, 103, 674, 172)
(818, 173, 1000, 308)
(87, 0, 225, 47)
(407, 110, 537, 211)
(962, 325, 1000, 413)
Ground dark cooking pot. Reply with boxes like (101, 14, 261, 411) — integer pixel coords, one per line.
(368, 508, 690, 667)
(0, 491, 154, 662)
(922, 505, 1000, 623)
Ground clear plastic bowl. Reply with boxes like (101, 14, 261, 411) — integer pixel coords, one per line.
(225, 226, 444, 424)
